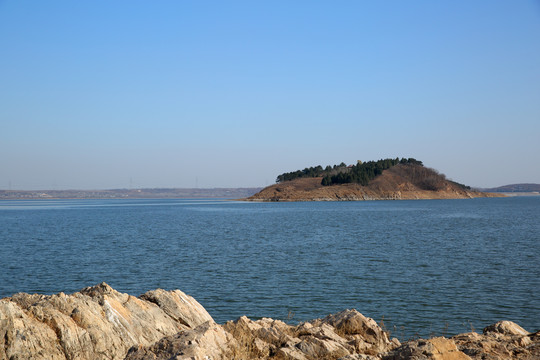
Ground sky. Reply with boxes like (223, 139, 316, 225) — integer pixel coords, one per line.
(1, 1, 539, 190)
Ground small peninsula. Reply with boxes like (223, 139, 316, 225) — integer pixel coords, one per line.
(247, 158, 502, 201)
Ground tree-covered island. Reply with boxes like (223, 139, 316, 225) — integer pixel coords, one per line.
(248, 157, 496, 201)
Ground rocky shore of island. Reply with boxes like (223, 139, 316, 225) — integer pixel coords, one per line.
(1, 283, 538, 360)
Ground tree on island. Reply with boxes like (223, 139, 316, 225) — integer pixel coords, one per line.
(276, 157, 424, 186)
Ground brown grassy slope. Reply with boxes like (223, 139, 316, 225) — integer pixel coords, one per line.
(246, 164, 503, 201)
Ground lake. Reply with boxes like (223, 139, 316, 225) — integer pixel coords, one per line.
(0, 196, 538, 339)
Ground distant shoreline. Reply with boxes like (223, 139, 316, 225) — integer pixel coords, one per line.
(498, 192, 540, 197)
(0, 187, 263, 200)
(2, 188, 538, 201)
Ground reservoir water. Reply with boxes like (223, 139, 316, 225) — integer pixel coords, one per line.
(0, 197, 538, 339)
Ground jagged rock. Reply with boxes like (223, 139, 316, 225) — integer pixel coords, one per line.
(124, 321, 235, 360)
(1, 284, 538, 360)
(338, 355, 380, 360)
(139, 288, 213, 328)
(382, 337, 471, 360)
(315, 309, 395, 355)
(294, 336, 351, 359)
(381, 323, 540, 360)
(223, 316, 301, 359)
(0, 283, 211, 360)
(483, 320, 529, 336)
(0, 300, 65, 359)
(452, 322, 540, 360)
(221, 309, 397, 360)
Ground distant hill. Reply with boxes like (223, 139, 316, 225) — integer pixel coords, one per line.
(480, 183, 540, 193)
(246, 158, 502, 201)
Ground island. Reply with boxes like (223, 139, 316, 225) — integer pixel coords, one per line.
(246, 158, 502, 201)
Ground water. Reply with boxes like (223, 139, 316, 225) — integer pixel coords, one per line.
(0, 197, 539, 339)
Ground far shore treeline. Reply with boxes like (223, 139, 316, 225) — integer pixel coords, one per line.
(277, 158, 423, 186)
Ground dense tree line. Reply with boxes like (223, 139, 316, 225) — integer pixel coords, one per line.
(276, 163, 348, 183)
(276, 157, 423, 185)
(276, 165, 325, 183)
(321, 158, 422, 186)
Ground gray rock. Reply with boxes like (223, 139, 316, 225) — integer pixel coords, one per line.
(0, 283, 210, 360)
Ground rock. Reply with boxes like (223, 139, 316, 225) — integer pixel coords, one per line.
(294, 336, 351, 359)
(139, 288, 213, 328)
(0, 283, 211, 360)
(296, 322, 348, 344)
(221, 308, 397, 360)
(124, 321, 235, 360)
(276, 346, 310, 360)
(223, 316, 301, 359)
(483, 320, 530, 336)
(222, 316, 276, 358)
(382, 337, 471, 360)
(1, 284, 538, 360)
(316, 309, 395, 354)
(0, 300, 65, 360)
(452, 323, 539, 360)
(338, 355, 380, 360)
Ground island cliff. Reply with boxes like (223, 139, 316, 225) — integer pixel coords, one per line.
(247, 160, 502, 201)
(1, 284, 538, 359)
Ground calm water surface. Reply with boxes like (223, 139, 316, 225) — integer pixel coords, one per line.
(0, 197, 539, 339)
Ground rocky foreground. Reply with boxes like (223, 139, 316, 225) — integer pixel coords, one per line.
(1, 284, 538, 360)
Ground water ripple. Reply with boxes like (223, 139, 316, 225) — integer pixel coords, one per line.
(0, 197, 539, 339)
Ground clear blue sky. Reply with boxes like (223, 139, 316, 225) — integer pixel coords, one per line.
(1, 1, 539, 189)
